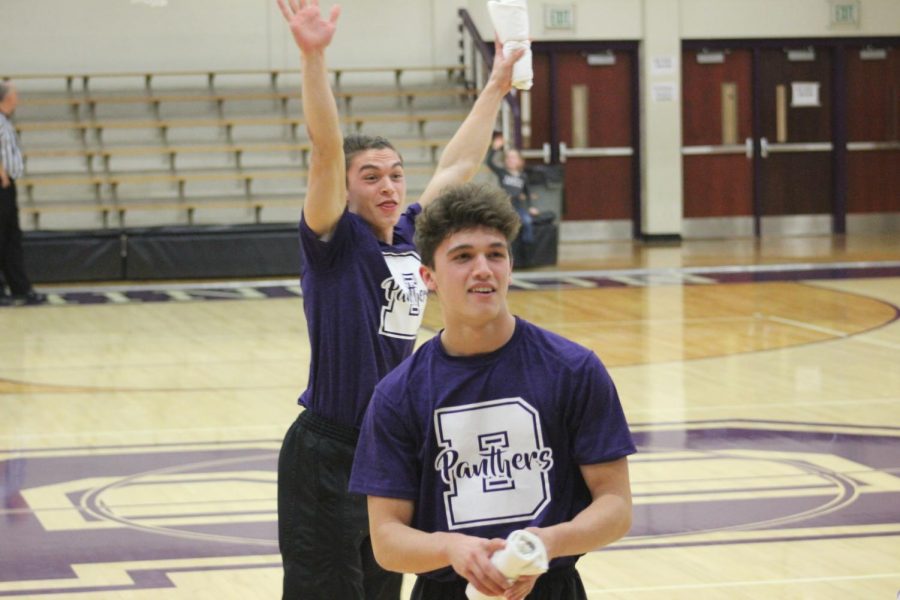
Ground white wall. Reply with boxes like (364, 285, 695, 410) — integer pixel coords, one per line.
(0, 0, 451, 76)
(641, 0, 683, 236)
(1, 0, 274, 74)
(463, 0, 642, 40)
(465, 0, 900, 43)
(681, 0, 900, 39)
(2, 0, 898, 237)
(0, 0, 900, 74)
(3, 0, 897, 75)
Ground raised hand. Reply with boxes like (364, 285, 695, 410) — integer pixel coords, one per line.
(276, 0, 341, 54)
(485, 36, 526, 96)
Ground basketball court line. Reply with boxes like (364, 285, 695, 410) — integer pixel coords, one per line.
(3, 393, 898, 446)
(23, 260, 900, 297)
(624, 395, 900, 418)
(7, 263, 896, 310)
(584, 571, 900, 595)
(768, 314, 900, 350)
(767, 314, 865, 338)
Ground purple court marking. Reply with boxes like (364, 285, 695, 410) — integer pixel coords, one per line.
(1, 446, 278, 594)
(709, 266, 900, 283)
(6, 262, 899, 308)
(1, 420, 898, 595)
(619, 420, 900, 551)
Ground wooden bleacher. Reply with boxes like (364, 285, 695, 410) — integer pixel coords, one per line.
(7, 64, 466, 93)
(23, 137, 452, 173)
(6, 64, 477, 231)
(25, 87, 478, 120)
(15, 112, 470, 146)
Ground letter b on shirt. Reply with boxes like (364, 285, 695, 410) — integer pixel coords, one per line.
(434, 398, 553, 530)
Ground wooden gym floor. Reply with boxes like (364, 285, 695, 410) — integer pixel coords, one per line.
(1, 233, 899, 598)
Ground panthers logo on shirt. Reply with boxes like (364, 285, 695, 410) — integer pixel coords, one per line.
(380, 251, 428, 340)
(433, 398, 554, 529)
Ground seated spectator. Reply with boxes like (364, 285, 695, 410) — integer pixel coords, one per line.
(485, 133, 539, 246)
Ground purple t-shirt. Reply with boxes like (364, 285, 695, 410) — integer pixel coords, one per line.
(297, 204, 427, 430)
(349, 318, 636, 581)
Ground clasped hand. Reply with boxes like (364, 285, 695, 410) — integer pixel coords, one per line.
(447, 534, 538, 600)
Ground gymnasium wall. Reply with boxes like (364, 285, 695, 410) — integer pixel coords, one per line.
(2, 0, 898, 241)
(4, 1, 899, 76)
(0, 0, 443, 75)
(680, 0, 900, 39)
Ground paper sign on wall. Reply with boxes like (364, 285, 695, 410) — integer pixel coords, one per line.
(791, 82, 821, 107)
(651, 83, 678, 103)
(651, 55, 677, 76)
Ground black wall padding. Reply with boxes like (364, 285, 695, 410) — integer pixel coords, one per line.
(24, 219, 552, 281)
(24, 231, 123, 283)
(23, 225, 301, 283)
(124, 224, 301, 280)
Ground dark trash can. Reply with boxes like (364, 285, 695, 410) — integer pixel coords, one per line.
(513, 164, 562, 269)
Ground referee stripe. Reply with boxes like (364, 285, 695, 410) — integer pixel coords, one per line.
(0, 113, 24, 179)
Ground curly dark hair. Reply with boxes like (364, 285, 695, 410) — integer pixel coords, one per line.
(415, 183, 521, 268)
(343, 134, 402, 173)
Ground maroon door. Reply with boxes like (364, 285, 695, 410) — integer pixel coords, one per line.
(758, 48, 834, 216)
(846, 44, 900, 214)
(526, 52, 552, 165)
(681, 49, 754, 218)
(525, 47, 636, 222)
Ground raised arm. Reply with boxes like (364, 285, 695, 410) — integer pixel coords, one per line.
(417, 40, 524, 208)
(529, 457, 632, 559)
(368, 496, 530, 598)
(485, 134, 506, 179)
(277, 0, 345, 236)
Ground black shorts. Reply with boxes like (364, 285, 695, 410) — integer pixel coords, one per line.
(410, 565, 587, 600)
(278, 409, 402, 600)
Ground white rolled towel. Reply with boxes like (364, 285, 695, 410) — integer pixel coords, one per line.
(487, 0, 533, 90)
(465, 530, 549, 600)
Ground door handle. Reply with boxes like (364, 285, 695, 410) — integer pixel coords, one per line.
(559, 142, 568, 163)
(847, 141, 900, 152)
(760, 137, 769, 159)
(745, 137, 753, 159)
(520, 146, 551, 164)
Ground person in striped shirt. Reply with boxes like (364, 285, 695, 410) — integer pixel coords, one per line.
(0, 81, 45, 306)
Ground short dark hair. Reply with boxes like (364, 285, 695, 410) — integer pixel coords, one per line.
(415, 183, 521, 268)
(0, 81, 13, 103)
(343, 134, 402, 173)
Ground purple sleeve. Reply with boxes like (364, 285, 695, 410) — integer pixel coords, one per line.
(350, 388, 420, 499)
(298, 208, 354, 271)
(395, 202, 422, 245)
(568, 354, 636, 464)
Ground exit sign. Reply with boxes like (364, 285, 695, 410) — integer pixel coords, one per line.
(830, 0, 860, 27)
(544, 4, 575, 31)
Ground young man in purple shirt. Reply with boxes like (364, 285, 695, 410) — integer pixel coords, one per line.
(275, 1, 523, 598)
(350, 183, 635, 600)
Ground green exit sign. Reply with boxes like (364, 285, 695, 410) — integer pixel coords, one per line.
(544, 4, 575, 31)
(830, 1, 860, 27)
